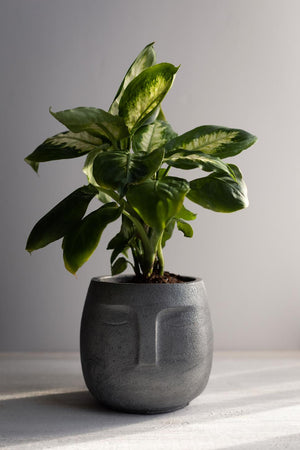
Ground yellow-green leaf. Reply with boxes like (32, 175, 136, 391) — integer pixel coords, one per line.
(119, 63, 178, 133)
(92, 147, 164, 193)
(132, 120, 177, 153)
(165, 126, 257, 159)
(109, 42, 156, 115)
(50, 107, 129, 143)
(25, 131, 104, 173)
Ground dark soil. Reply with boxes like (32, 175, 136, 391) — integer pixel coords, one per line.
(132, 271, 185, 284)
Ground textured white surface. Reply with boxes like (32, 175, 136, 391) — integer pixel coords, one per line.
(1, 0, 300, 352)
(1, 352, 300, 449)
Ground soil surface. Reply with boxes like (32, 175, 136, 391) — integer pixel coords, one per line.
(132, 271, 184, 284)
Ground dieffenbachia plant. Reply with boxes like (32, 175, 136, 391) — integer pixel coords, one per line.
(25, 43, 257, 278)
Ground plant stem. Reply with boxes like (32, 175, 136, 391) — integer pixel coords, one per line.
(157, 234, 164, 275)
(99, 187, 157, 277)
(131, 245, 141, 276)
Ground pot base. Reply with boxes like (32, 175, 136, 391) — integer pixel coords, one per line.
(100, 401, 190, 415)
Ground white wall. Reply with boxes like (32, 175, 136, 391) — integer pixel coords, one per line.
(1, 0, 299, 350)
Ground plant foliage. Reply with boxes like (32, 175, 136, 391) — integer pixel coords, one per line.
(25, 43, 257, 278)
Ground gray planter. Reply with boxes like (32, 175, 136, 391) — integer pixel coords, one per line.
(80, 275, 213, 414)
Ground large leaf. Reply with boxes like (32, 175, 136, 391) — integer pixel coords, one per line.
(63, 203, 122, 274)
(132, 120, 177, 153)
(165, 150, 231, 172)
(50, 107, 129, 143)
(119, 63, 178, 133)
(26, 185, 97, 252)
(187, 166, 248, 213)
(126, 177, 190, 230)
(109, 42, 156, 115)
(25, 131, 106, 173)
(165, 126, 257, 159)
(92, 147, 164, 193)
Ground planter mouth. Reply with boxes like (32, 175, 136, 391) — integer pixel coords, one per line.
(92, 274, 202, 285)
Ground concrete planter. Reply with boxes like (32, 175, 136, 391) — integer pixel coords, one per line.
(80, 275, 213, 414)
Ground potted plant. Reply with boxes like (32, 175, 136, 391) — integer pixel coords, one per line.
(25, 43, 257, 414)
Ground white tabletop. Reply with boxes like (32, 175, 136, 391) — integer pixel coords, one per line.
(1, 352, 300, 449)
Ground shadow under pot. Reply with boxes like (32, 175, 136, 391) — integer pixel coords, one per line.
(80, 274, 213, 414)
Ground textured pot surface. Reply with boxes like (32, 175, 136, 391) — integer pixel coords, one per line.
(80, 275, 213, 414)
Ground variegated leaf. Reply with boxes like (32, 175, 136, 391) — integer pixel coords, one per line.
(25, 131, 104, 173)
(132, 120, 177, 153)
(50, 107, 129, 143)
(92, 147, 164, 193)
(83, 147, 108, 188)
(109, 42, 156, 115)
(165, 150, 232, 173)
(119, 63, 178, 133)
(165, 126, 257, 159)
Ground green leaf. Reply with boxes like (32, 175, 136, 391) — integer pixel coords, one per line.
(97, 190, 114, 204)
(119, 63, 179, 133)
(176, 204, 197, 221)
(63, 203, 122, 274)
(109, 42, 156, 116)
(25, 159, 39, 173)
(176, 219, 193, 237)
(187, 172, 249, 213)
(161, 219, 175, 247)
(25, 131, 105, 173)
(107, 215, 134, 264)
(50, 107, 129, 143)
(92, 147, 164, 193)
(126, 176, 190, 230)
(26, 185, 97, 252)
(157, 108, 166, 121)
(111, 257, 128, 275)
(83, 147, 111, 188)
(132, 120, 177, 153)
(165, 126, 257, 159)
(165, 150, 231, 172)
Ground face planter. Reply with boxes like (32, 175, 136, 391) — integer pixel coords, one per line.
(80, 275, 213, 414)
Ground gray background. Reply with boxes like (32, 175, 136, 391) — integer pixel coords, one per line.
(1, 0, 299, 351)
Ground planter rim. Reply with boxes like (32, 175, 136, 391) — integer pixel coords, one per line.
(91, 274, 202, 286)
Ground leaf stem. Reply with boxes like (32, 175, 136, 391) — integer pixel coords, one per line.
(162, 165, 171, 178)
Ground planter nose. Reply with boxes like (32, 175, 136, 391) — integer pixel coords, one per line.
(137, 311, 158, 366)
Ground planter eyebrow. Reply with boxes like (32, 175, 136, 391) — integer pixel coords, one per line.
(80, 275, 213, 414)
